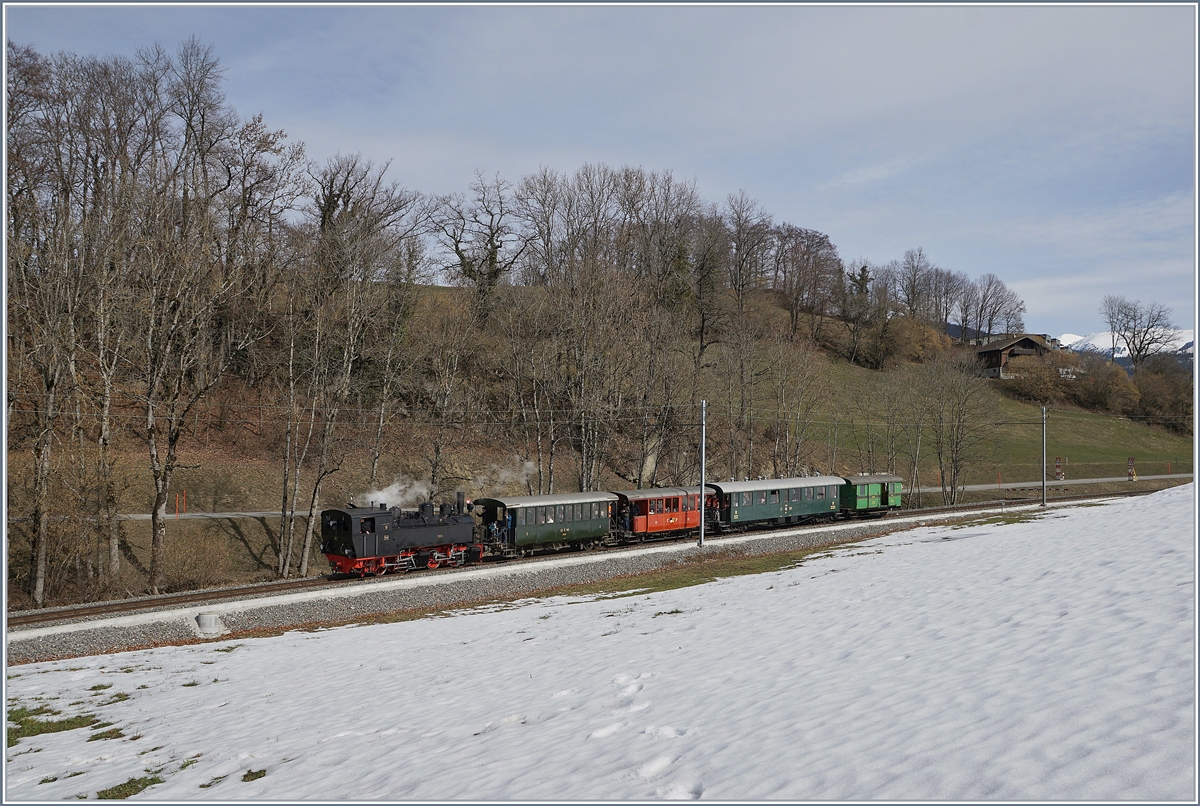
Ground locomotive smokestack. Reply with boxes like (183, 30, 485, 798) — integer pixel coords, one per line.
(457, 491, 466, 515)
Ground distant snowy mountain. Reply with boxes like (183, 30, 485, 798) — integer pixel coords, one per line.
(1058, 330, 1194, 359)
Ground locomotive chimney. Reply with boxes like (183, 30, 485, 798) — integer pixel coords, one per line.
(456, 491, 466, 515)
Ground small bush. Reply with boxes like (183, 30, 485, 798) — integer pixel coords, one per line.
(242, 769, 266, 782)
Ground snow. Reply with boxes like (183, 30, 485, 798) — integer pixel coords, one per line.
(1060, 330, 1195, 358)
(5, 487, 1196, 801)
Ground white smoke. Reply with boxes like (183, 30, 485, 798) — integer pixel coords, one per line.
(361, 462, 537, 510)
(356, 476, 432, 509)
(472, 461, 537, 495)
(494, 461, 537, 490)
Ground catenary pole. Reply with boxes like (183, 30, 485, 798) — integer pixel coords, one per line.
(1041, 406, 1047, 507)
(698, 400, 706, 547)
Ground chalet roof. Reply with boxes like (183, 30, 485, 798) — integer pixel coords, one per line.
(975, 334, 1051, 354)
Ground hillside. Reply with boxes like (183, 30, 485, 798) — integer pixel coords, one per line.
(6, 288, 1192, 610)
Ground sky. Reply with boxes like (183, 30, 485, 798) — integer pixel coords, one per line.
(4, 3, 1196, 337)
(4, 485, 1193, 800)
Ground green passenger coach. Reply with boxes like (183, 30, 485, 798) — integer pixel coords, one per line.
(706, 476, 846, 527)
(473, 492, 617, 555)
(838, 474, 903, 515)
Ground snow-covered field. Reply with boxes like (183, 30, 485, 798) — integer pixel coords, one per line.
(5, 487, 1195, 801)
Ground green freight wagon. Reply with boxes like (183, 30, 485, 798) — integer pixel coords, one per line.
(838, 474, 903, 515)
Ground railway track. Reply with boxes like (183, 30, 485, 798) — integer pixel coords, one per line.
(6, 575, 344, 629)
(4, 488, 1158, 631)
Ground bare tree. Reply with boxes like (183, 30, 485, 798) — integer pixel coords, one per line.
(283, 154, 422, 578)
(897, 247, 933, 322)
(928, 268, 968, 336)
(432, 171, 527, 323)
(1098, 295, 1175, 369)
(724, 190, 773, 316)
(999, 287, 1026, 334)
(774, 224, 839, 343)
(1099, 294, 1125, 364)
(918, 352, 998, 504)
(1115, 298, 1175, 370)
(973, 273, 1002, 339)
(765, 338, 826, 478)
(955, 278, 980, 343)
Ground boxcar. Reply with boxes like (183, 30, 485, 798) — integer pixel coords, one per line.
(838, 474, 903, 515)
(706, 476, 845, 529)
(610, 486, 707, 541)
(473, 492, 618, 556)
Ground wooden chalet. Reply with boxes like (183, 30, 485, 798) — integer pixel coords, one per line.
(975, 334, 1056, 379)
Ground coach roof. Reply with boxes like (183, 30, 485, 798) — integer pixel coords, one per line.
(610, 486, 706, 501)
(841, 474, 904, 485)
(706, 476, 845, 495)
(474, 491, 618, 509)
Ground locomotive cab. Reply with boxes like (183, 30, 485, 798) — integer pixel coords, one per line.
(321, 510, 355, 558)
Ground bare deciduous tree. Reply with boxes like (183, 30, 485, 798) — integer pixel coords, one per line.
(1101, 295, 1175, 370)
(433, 171, 527, 323)
(917, 352, 998, 504)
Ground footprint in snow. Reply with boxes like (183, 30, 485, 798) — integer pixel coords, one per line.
(551, 689, 577, 699)
(613, 672, 652, 698)
(614, 700, 651, 714)
(589, 722, 626, 739)
(646, 725, 688, 739)
(636, 754, 676, 779)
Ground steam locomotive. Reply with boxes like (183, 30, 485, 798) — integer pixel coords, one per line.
(319, 474, 902, 577)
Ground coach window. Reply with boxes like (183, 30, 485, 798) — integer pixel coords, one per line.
(739, 492, 750, 506)
(816, 487, 825, 500)
(769, 490, 779, 504)
(536, 507, 546, 525)
(515, 509, 525, 526)
(756, 491, 767, 505)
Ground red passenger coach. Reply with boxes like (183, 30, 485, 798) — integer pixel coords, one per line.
(612, 487, 709, 541)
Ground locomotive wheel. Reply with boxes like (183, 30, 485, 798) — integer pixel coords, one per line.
(427, 556, 440, 570)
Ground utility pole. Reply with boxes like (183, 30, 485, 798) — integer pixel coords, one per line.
(698, 399, 706, 547)
(1041, 405, 1047, 507)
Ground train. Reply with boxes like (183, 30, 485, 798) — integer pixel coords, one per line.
(320, 473, 903, 577)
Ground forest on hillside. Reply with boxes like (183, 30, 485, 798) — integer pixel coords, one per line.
(7, 39, 1190, 606)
